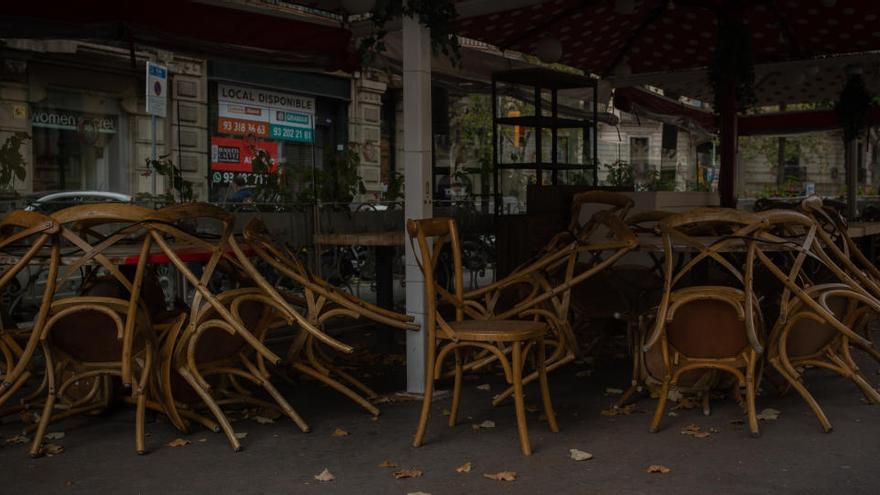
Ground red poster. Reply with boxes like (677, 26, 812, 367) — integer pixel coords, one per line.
(210, 136, 279, 172)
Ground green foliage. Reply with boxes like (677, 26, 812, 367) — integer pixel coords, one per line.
(145, 155, 193, 203)
(603, 160, 634, 189)
(383, 169, 404, 202)
(638, 169, 675, 192)
(0, 132, 29, 192)
(359, 0, 461, 66)
(685, 179, 712, 192)
(292, 144, 366, 206)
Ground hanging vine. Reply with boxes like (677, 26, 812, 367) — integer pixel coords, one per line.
(708, 17, 756, 113)
(358, 0, 461, 66)
(835, 73, 872, 143)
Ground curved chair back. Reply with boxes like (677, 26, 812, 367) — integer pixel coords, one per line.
(567, 190, 634, 235)
(0, 211, 59, 399)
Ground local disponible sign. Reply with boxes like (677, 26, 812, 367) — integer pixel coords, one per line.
(146, 62, 168, 118)
(217, 83, 314, 143)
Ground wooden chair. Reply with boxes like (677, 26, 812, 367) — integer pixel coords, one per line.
(146, 203, 305, 450)
(567, 190, 634, 234)
(408, 216, 559, 455)
(0, 211, 60, 410)
(645, 208, 766, 436)
(446, 211, 637, 407)
(752, 209, 880, 432)
(237, 217, 417, 417)
(28, 203, 159, 455)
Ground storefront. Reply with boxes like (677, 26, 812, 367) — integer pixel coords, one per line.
(207, 61, 351, 203)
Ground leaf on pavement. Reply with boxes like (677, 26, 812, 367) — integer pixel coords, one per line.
(456, 462, 473, 473)
(393, 469, 424, 479)
(476, 384, 491, 391)
(235, 432, 248, 439)
(757, 408, 781, 421)
(5, 434, 28, 445)
(253, 416, 275, 425)
(570, 449, 593, 461)
(45, 432, 65, 440)
(42, 443, 64, 456)
(478, 420, 495, 428)
(314, 468, 335, 482)
(332, 427, 349, 437)
(378, 460, 399, 468)
(167, 438, 191, 448)
(483, 471, 517, 481)
(646, 464, 671, 474)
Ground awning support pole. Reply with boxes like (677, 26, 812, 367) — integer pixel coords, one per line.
(403, 12, 433, 393)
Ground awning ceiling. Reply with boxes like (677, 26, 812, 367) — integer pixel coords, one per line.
(1, 1, 354, 71)
(456, 0, 880, 78)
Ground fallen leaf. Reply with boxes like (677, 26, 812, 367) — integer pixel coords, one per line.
(476, 384, 491, 391)
(393, 469, 424, 479)
(570, 449, 593, 461)
(709, 427, 721, 433)
(235, 432, 248, 439)
(668, 411, 679, 417)
(253, 416, 275, 425)
(605, 387, 623, 395)
(483, 471, 517, 481)
(680, 424, 710, 438)
(601, 404, 637, 417)
(479, 420, 496, 428)
(198, 438, 207, 443)
(666, 388, 683, 402)
(167, 438, 191, 448)
(646, 464, 671, 474)
(5, 434, 28, 445)
(442, 408, 451, 416)
(757, 408, 781, 421)
(42, 443, 64, 456)
(314, 468, 335, 482)
(45, 432, 65, 440)
(673, 398, 699, 410)
(378, 460, 399, 468)
(525, 404, 540, 413)
(456, 462, 473, 473)
(332, 428, 349, 437)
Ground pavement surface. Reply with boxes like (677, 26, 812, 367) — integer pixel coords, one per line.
(3, 337, 880, 495)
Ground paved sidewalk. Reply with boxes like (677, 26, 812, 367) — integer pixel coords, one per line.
(3, 347, 880, 495)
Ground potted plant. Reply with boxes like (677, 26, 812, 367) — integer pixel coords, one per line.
(0, 132, 29, 199)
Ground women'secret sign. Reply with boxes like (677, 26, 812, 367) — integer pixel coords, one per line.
(217, 83, 315, 143)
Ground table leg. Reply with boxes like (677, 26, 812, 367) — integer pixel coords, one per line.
(375, 245, 395, 345)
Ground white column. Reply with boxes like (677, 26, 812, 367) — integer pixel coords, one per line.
(403, 14, 432, 393)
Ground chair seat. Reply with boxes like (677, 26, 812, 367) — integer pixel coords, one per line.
(444, 319, 547, 342)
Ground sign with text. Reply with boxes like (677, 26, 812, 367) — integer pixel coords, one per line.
(216, 83, 314, 143)
(146, 62, 168, 117)
(210, 136, 279, 172)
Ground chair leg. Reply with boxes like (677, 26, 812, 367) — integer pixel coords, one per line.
(770, 359, 832, 433)
(260, 377, 310, 433)
(491, 352, 575, 407)
(0, 370, 31, 408)
(448, 349, 462, 427)
(412, 352, 435, 448)
(179, 369, 241, 452)
(511, 341, 532, 455)
(29, 392, 55, 457)
(649, 377, 670, 433)
(292, 362, 379, 416)
(135, 389, 147, 454)
(745, 367, 760, 437)
(535, 337, 558, 433)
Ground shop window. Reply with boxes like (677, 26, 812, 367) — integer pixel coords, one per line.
(31, 107, 119, 192)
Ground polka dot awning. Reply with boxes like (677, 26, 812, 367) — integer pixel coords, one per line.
(457, 0, 880, 77)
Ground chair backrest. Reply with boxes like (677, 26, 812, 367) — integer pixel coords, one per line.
(646, 208, 765, 354)
(752, 209, 878, 350)
(48, 203, 158, 385)
(567, 190, 634, 235)
(147, 202, 281, 366)
(407, 217, 463, 341)
(240, 218, 417, 334)
(0, 210, 60, 388)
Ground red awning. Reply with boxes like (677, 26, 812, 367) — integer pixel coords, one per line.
(457, 0, 880, 77)
(2, 1, 354, 71)
(614, 86, 880, 136)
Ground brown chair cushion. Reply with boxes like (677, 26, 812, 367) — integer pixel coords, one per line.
(666, 299, 750, 358)
(785, 294, 847, 358)
(50, 278, 131, 363)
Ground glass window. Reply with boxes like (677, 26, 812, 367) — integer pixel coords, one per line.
(30, 107, 119, 192)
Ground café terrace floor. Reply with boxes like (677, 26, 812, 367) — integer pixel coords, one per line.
(3, 329, 880, 495)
